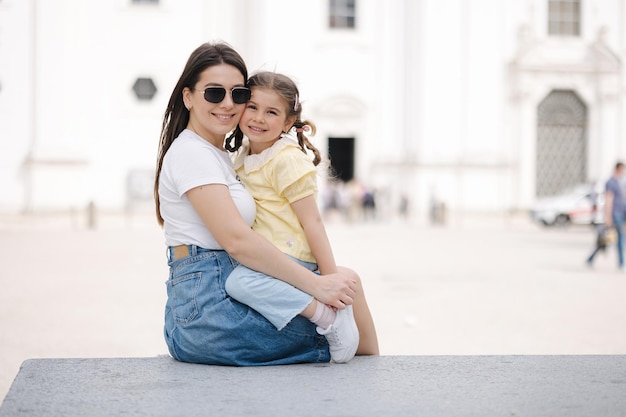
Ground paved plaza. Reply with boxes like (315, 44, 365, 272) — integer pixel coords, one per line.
(1, 212, 625, 401)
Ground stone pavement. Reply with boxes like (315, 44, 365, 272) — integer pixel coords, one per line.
(1, 212, 626, 402)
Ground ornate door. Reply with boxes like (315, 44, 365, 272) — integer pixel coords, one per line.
(536, 90, 587, 197)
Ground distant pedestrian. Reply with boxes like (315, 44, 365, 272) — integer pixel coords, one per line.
(399, 193, 409, 219)
(362, 187, 376, 221)
(587, 161, 626, 270)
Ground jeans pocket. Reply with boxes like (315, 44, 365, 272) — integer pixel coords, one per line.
(168, 272, 202, 324)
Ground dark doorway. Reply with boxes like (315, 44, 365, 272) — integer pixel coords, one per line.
(328, 137, 355, 182)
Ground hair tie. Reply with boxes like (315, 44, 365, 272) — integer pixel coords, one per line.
(295, 125, 310, 133)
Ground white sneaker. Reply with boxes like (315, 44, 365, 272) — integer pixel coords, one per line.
(317, 305, 359, 363)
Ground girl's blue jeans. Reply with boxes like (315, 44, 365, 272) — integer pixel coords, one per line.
(225, 256, 316, 330)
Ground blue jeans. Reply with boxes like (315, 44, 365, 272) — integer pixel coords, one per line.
(164, 245, 330, 365)
(226, 256, 316, 330)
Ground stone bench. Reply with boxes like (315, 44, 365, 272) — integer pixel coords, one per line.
(1, 355, 625, 416)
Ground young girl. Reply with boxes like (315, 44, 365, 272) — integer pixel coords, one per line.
(225, 71, 379, 362)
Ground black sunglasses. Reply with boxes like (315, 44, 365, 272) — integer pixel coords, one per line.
(195, 86, 251, 104)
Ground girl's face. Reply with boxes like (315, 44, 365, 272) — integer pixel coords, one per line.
(239, 87, 296, 154)
(183, 64, 248, 148)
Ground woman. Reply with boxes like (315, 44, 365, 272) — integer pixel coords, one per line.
(154, 42, 369, 365)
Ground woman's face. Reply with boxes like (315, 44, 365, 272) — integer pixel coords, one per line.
(183, 64, 247, 147)
(239, 87, 296, 154)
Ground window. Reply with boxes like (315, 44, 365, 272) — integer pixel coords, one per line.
(548, 0, 581, 36)
(329, 0, 356, 29)
(132, 77, 157, 101)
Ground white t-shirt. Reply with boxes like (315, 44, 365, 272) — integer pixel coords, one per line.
(159, 129, 256, 249)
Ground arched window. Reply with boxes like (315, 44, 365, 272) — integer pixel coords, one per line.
(536, 90, 587, 197)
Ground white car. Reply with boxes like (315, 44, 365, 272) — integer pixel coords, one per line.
(530, 184, 604, 227)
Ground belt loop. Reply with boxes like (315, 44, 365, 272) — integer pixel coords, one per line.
(189, 245, 197, 257)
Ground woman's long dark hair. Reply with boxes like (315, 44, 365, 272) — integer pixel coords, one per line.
(154, 42, 248, 226)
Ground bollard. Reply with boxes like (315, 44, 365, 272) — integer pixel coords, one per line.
(86, 201, 97, 230)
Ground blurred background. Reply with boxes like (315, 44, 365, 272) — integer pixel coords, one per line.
(2, 0, 626, 403)
(1, 0, 625, 220)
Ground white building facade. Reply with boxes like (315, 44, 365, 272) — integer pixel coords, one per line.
(1, 0, 625, 220)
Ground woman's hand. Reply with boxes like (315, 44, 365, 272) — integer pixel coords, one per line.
(311, 268, 358, 310)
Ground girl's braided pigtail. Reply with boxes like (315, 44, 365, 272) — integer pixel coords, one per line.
(293, 119, 321, 166)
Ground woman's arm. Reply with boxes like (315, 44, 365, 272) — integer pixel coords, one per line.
(291, 195, 337, 275)
(186, 184, 355, 308)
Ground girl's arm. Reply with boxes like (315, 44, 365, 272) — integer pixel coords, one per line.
(291, 195, 338, 275)
(186, 184, 355, 308)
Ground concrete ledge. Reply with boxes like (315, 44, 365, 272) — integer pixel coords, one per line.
(1, 355, 625, 416)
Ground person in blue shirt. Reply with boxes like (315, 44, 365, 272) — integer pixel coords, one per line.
(587, 161, 626, 270)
